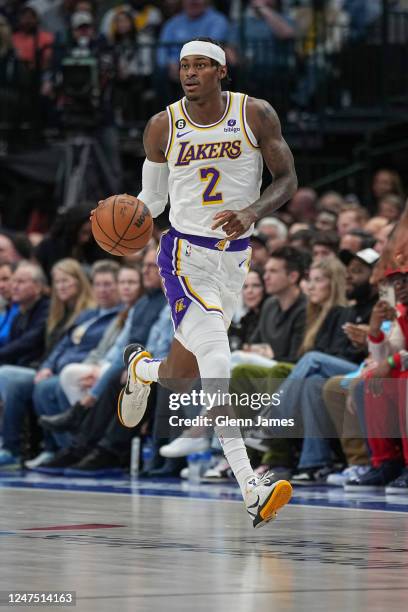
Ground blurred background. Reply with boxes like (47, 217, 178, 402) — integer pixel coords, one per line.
(0, 0, 407, 235)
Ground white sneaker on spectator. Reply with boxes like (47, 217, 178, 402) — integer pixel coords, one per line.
(244, 437, 270, 453)
(201, 457, 231, 482)
(327, 465, 371, 487)
(25, 451, 55, 470)
(160, 436, 210, 458)
(245, 474, 293, 528)
(180, 466, 189, 480)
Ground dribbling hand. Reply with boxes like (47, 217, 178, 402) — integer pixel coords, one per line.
(211, 208, 257, 240)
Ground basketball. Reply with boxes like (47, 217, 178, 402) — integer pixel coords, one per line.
(91, 194, 153, 256)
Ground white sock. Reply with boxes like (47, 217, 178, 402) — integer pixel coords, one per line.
(135, 357, 161, 383)
(214, 425, 255, 498)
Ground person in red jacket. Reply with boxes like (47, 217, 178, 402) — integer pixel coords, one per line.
(12, 6, 54, 69)
(346, 265, 408, 494)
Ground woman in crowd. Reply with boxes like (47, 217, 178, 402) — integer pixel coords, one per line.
(229, 268, 266, 352)
(45, 263, 144, 434)
(0, 258, 94, 469)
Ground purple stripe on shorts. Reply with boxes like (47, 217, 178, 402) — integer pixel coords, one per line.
(168, 227, 249, 252)
(157, 232, 192, 329)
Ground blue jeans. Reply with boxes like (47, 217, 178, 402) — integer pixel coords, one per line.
(263, 352, 358, 468)
(0, 365, 36, 455)
(32, 376, 71, 450)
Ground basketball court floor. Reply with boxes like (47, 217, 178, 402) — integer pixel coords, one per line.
(0, 472, 407, 612)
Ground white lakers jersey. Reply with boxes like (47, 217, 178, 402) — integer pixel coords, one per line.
(165, 91, 263, 239)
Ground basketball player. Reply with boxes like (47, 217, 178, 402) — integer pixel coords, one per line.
(116, 39, 297, 528)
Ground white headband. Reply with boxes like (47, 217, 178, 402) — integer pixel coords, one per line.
(180, 41, 226, 66)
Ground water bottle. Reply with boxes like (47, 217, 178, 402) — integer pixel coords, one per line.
(130, 437, 140, 478)
(142, 437, 154, 471)
(188, 451, 212, 484)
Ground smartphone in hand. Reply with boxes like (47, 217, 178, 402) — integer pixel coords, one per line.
(379, 283, 396, 307)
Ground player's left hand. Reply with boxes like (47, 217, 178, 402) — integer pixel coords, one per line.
(211, 208, 257, 240)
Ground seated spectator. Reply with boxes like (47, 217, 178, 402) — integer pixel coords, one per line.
(0, 260, 18, 346)
(157, 0, 229, 100)
(251, 248, 379, 483)
(345, 266, 408, 492)
(228, 268, 266, 352)
(314, 208, 338, 233)
(317, 191, 345, 214)
(337, 207, 367, 237)
(339, 228, 375, 253)
(33, 246, 167, 474)
(12, 6, 54, 70)
(0, 231, 32, 264)
(0, 258, 94, 468)
(287, 188, 317, 224)
(100, 1, 162, 41)
(0, 261, 49, 367)
(288, 228, 315, 252)
(312, 231, 339, 261)
(231, 247, 307, 369)
(40, 263, 143, 433)
(256, 217, 288, 253)
(364, 216, 389, 237)
(371, 168, 404, 209)
(377, 194, 404, 222)
(31, 260, 121, 454)
(249, 231, 269, 268)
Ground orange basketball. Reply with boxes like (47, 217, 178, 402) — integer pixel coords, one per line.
(92, 194, 153, 256)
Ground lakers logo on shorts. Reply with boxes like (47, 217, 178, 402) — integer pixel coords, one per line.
(175, 298, 187, 313)
(215, 239, 227, 251)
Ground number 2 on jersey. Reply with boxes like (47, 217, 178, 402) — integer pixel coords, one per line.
(199, 167, 223, 205)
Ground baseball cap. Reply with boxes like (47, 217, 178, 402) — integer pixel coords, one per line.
(339, 247, 380, 268)
(71, 11, 93, 29)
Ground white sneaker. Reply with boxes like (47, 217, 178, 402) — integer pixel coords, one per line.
(201, 457, 231, 482)
(25, 451, 55, 469)
(244, 437, 270, 452)
(327, 465, 371, 487)
(245, 474, 293, 528)
(160, 436, 210, 458)
(117, 344, 152, 428)
(180, 466, 189, 480)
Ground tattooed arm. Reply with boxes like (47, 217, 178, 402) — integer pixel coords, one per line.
(212, 98, 297, 239)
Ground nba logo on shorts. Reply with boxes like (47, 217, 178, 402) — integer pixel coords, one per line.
(185, 244, 192, 257)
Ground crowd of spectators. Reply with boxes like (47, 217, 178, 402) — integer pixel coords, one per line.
(0, 165, 407, 499)
(1, 0, 406, 133)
